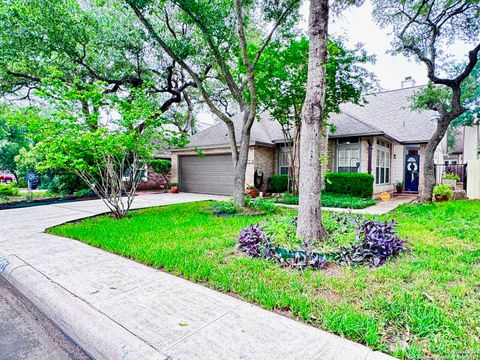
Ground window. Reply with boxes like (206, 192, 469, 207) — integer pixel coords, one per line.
(336, 138, 360, 173)
(278, 146, 290, 175)
(337, 137, 359, 145)
(375, 141, 391, 185)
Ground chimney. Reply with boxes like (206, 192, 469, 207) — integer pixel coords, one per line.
(401, 76, 416, 88)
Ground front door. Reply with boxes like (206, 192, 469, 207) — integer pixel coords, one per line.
(405, 155, 420, 192)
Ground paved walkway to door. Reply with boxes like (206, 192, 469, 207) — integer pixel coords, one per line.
(0, 193, 394, 360)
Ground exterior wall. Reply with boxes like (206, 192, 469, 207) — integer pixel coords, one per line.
(138, 166, 171, 191)
(245, 146, 256, 189)
(391, 144, 405, 187)
(359, 138, 370, 173)
(327, 139, 336, 172)
(418, 143, 427, 194)
(253, 146, 275, 191)
(467, 159, 480, 199)
(464, 125, 480, 162)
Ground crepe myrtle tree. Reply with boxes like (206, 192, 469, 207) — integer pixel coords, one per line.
(372, 0, 480, 202)
(126, 0, 301, 207)
(16, 81, 186, 219)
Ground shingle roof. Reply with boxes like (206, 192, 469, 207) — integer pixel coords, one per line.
(177, 112, 284, 150)
(334, 86, 437, 143)
(328, 112, 383, 138)
(176, 86, 437, 150)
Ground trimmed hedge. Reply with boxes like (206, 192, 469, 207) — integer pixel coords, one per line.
(324, 172, 374, 198)
(268, 174, 289, 193)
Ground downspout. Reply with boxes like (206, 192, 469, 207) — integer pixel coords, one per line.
(367, 140, 373, 174)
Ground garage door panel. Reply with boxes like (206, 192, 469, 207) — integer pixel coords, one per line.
(180, 154, 234, 195)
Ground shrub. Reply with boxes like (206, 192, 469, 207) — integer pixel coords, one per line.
(324, 172, 374, 198)
(73, 188, 94, 197)
(238, 225, 274, 258)
(334, 219, 406, 267)
(433, 184, 453, 199)
(322, 193, 376, 209)
(277, 193, 376, 209)
(212, 200, 240, 215)
(246, 197, 276, 213)
(0, 183, 19, 197)
(150, 159, 171, 175)
(442, 172, 460, 181)
(268, 174, 289, 193)
(279, 193, 299, 205)
(41, 173, 88, 195)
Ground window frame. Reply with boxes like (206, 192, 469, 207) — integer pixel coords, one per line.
(375, 140, 391, 185)
(336, 138, 361, 173)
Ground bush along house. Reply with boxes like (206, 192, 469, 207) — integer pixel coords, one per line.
(169, 83, 459, 197)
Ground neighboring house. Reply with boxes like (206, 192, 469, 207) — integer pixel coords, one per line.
(447, 125, 480, 164)
(169, 85, 456, 197)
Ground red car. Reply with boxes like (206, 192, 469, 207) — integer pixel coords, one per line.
(0, 173, 15, 184)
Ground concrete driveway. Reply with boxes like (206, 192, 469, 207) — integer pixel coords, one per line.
(0, 193, 394, 360)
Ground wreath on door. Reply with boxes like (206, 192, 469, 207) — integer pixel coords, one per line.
(407, 162, 418, 183)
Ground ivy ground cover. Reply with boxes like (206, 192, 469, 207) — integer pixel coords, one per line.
(48, 200, 480, 359)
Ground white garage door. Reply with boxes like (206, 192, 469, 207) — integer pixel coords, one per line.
(179, 154, 234, 195)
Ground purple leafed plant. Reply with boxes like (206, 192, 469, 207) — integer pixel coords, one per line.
(238, 225, 273, 258)
(334, 219, 406, 267)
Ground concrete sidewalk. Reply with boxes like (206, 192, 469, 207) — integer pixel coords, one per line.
(0, 193, 394, 360)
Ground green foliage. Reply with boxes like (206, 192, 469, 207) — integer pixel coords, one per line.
(442, 172, 460, 181)
(279, 193, 299, 205)
(251, 37, 376, 129)
(261, 215, 299, 249)
(268, 174, 289, 193)
(277, 193, 376, 209)
(324, 172, 374, 198)
(0, 106, 30, 175)
(211, 200, 240, 215)
(322, 193, 376, 209)
(150, 159, 171, 175)
(245, 198, 276, 213)
(433, 184, 453, 199)
(0, 182, 19, 197)
(41, 174, 89, 196)
(169, 182, 179, 187)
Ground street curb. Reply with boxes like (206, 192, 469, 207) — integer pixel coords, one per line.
(0, 255, 167, 360)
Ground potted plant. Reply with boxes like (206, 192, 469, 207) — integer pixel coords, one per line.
(245, 185, 259, 198)
(169, 182, 179, 193)
(442, 172, 460, 188)
(395, 181, 404, 194)
(433, 183, 453, 202)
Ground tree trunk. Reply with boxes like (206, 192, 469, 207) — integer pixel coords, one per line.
(420, 117, 450, 202)
(231, 109, 255, 207)
(296, 0, 329, 242)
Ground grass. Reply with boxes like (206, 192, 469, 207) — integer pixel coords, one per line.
(279, 192, 377, 209)
(0, 189, 54, 204)
(48, 200, 480, 359)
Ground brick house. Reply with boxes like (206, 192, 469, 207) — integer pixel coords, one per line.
(168, 86, 450, 197)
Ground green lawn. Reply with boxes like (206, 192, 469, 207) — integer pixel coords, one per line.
(48, 200, 480, 359)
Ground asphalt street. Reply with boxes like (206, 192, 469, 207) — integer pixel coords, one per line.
(0, 277, 90, 360)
